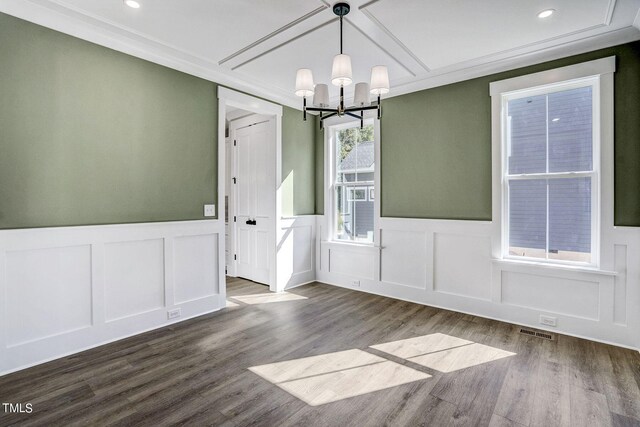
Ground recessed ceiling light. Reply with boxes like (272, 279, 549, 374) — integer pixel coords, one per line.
(538, 9, 555, 19)
(124, 0, 140, 9)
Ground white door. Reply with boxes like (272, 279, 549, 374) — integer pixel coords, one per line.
(233, 117, 275, 285)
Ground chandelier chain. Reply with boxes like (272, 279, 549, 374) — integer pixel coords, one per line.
(340, 15, 343, 54)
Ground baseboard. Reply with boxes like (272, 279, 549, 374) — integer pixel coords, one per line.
(0, 220, 226, 375)
(284, 279, 317, 291)
(314, 279, 640, 352)
(0, 305, 223, 377)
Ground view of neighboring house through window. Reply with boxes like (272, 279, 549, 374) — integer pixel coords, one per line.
(504, 81, 598, 264)
(333, 120, 375, 243)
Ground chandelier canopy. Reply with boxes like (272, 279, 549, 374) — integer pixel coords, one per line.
(295, 2, 389, 129)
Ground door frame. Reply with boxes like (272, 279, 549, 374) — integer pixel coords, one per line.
(229, 114, 274, 285)
(218, 87, 282, 292)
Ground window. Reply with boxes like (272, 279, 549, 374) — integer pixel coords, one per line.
(331, 120, 375, 243)
(505, 83, 597, 264)
(347, 187, 368, 202)
(491, 57, 615, 267)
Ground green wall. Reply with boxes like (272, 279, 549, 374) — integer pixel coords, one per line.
(5, 10, 636, 227)
(315, 41, 640, 225)
(0, 13, 318, 229)
(281, 107, 317, 216)
(0, 13, 217, 229)
(381, 78, 492, 220)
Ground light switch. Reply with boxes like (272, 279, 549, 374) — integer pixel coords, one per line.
(204, 204, 216, 217)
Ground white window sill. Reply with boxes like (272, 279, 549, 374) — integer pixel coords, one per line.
(321, 240, 381, 252)
(492, 258, 617, 276)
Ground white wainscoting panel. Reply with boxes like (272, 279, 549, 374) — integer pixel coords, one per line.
(293, 225, 313, 274)
(5, 245, 93, 347)
(174, 234, 219, 304)
(380, 229, 428, 289)
(277, 216, 316, 290)
(316, 216, 640, 350)
(501, 271, 600, 320)
(327, 244, 377, 280)
(0, 220, 225, 375)
(613, 244, 627, 326)
(434, 233, 492, 300)
(104, 239, 165, 322)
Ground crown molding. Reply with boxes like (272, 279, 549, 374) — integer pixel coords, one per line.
(0, 0, 303, 110)
(384, 25, 640, 101)
(2, 0, 639, 112)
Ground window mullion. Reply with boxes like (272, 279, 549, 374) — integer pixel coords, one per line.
(545, 94, 549, 260)
(506, 171, 595, 180)
(546, 179, 550, 260)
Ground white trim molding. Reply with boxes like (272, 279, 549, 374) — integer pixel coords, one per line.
(323, 113, 381, 246)
(316, 216, 640, 350)
(489, 56, 615, 268)
(0, 220, 225, 376)
(316, 56, 639, 349)
(489, 56, 616, 96)
(217, 86, 290, 292)
(0, 0, 304, 110)
(278, 215, 317, 290)
(2, 0, 638, 110)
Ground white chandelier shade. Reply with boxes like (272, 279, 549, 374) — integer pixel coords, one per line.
(331, 54, 353, 87)
(353, 82, 370, 107)
(313, 83, 330, 108)
(295, 68, 315, 97)
(370, 65, 390, 95)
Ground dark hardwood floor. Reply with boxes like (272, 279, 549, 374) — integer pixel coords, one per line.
(1, 277, 640, 427)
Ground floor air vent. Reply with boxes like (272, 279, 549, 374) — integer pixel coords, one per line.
(519, 327, 555, 341)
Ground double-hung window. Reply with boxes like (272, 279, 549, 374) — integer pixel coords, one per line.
(330, 119, 376, 243)
(492, 57, 615, 267)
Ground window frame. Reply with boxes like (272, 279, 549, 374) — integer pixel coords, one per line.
(502, 78, 600, 266)
(490, 56, 615, 270)
(325, 115, 380, 246)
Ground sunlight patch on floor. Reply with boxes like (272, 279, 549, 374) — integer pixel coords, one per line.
(370, 332, 473, 358)
(226, 300, 240, 308)
(371, 333, 516, 373)
(231, 292, 307, 305)
(408, 342, 515, 372)
(249, 349, 430, 406)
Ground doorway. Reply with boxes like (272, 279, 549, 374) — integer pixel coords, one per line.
(218, 87, 283, 293)
(228, 113, 275, 285)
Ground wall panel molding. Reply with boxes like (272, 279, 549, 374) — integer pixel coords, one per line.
(104, 238, 165, 322)
(5, 245, 93, 347)
(0, 220, 225, 376)
(277, 215, 317, 290)
(380, 229, 428, 289)
(316, 216, 640, 350)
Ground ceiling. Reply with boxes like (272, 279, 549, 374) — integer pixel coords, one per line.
(2, 0, 640, 109)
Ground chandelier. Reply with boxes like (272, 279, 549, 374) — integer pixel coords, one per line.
(294, 2, 389, 129)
